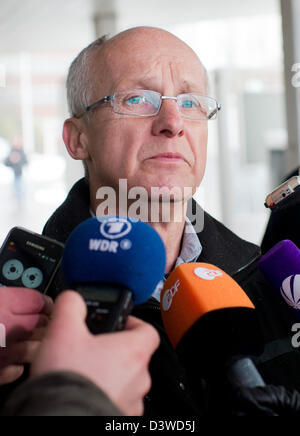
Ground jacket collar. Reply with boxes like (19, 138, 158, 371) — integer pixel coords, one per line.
(43, 178, 91, 243)
(187, 200, 261, 276)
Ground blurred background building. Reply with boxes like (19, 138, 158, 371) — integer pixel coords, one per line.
(0, 0, 299, 245)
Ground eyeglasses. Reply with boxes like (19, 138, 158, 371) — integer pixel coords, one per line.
(85, 89, 221, 120)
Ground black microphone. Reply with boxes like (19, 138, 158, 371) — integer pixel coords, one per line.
(62, 216, 166, 334)
(262, 174, 300, 253)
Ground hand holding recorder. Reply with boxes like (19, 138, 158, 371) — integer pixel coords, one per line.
(31, 290, 160, 416)
(0, 227, 63, 385)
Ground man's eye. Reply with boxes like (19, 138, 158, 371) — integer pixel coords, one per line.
(126, 96, 146, 105)
(181, 99, 197, 108)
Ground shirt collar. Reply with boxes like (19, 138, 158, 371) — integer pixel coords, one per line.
(152, 217, 202, 302)
(175, 216, 202, 267)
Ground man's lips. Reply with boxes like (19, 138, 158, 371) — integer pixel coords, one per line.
(147, 153, 187, 163)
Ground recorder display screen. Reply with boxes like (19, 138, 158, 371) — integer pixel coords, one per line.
(0, 228, 64, 294)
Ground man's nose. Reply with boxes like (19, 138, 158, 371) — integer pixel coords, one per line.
(151, 99, 184, 138)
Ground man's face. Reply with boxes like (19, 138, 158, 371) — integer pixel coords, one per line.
(84, 29, 208, 202)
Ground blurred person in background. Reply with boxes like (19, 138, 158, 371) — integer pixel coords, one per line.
(4, 137, 28, 205)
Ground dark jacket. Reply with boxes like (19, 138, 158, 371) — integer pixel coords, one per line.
(43, 178, 300, 416)
(1, 372, 122, 416)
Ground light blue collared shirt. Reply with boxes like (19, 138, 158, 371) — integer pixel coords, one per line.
(151, 217, 202, 302)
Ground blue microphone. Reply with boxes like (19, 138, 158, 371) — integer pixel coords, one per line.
(258, 239, 300, 320)
(62, 216, 166, 333)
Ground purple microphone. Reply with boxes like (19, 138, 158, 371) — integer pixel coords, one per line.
(258, 240, 300, 318)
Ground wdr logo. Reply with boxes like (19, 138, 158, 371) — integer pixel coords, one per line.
(280, 275, 300, 310)
(100, 217, 132, 240)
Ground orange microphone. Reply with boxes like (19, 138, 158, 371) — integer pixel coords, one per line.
(161, 263, 265, 388)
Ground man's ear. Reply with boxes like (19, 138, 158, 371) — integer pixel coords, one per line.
(63, 118, 90, 160)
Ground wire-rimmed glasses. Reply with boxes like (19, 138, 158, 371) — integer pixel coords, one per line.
(85, 89, 221, 120)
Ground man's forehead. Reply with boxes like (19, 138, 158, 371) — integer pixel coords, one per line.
(92, 35, 206, 93)
(114, 74, 205, 93)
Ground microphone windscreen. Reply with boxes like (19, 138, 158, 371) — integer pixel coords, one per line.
(62, 216, 166, 305)
(258, 239, 300, 316)
(161, 263, 264, 374)
(161, 263, 255, 349)
(258, 239, 300, 290)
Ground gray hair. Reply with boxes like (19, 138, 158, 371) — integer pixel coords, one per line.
(66, 35, 110, 179)
(66, 35, 110, 119)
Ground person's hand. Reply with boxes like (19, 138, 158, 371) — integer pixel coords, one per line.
(0, 287, 53, 385)
(31, 290, 160, 416)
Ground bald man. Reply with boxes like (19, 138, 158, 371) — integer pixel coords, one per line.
(40, 27, 300, 416)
